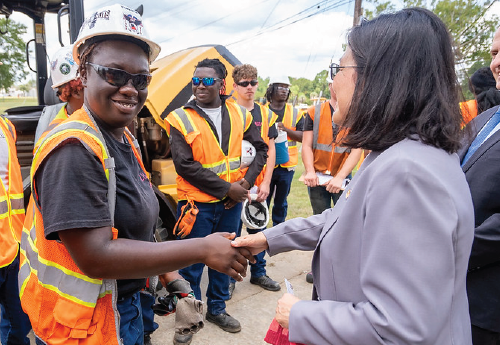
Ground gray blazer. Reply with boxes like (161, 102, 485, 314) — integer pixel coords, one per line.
(264, 139, 474, 345)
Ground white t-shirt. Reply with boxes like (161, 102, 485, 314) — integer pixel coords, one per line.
(199, 106, 222, 145)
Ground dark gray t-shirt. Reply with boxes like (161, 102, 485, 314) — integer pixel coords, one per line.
(36, 120, 159, 297)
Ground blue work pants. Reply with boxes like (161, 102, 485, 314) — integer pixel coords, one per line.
(230, 221, 267, 284)
(140, 291, 158, 336)
(117, 291, 144, 345)
(0, 253, 31, 345)
(266, 167, 295, 226)
(178, 200, 242, 315)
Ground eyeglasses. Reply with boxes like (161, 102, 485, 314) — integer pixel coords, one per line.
(329, 63, 363, 79)
(236, 80, 258, 87)
(86, 63, 152, 90)
(191, 77, 222, 86)
(276, 86, 290, 92)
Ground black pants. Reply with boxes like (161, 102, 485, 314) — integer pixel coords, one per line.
(472, 325, 500, 345)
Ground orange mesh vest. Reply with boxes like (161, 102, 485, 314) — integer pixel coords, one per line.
(19, 107, 145, 345)
(251, 103, 277, 186)
(460, 99, 478, 126)
(166, 102, 251, 202)
(34, 104, 69, 152)
(310, 102, 351, 175)
(0, 117, 24, 267)
(271, 103, 301, 168)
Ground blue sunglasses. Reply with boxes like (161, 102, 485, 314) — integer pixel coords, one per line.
(192, 77, 222, 86)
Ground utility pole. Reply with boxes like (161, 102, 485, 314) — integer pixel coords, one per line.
(353, 0, 362, 26)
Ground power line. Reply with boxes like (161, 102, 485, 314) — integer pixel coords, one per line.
(260, 0, 282, 30)
(226, 0, 352, 47)
(154, 0, 273, 45)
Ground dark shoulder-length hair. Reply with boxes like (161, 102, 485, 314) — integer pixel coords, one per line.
(341, 8, 463, 153)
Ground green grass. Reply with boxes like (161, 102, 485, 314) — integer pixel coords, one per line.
(0, 97, 38, 114)
(269, 146, 313, 221)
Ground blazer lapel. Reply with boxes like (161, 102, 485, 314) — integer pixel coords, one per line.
(459, 106, 500, 161)
(462, 130, 500, 172)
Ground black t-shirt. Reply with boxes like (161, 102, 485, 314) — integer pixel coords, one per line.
(269, 104, 304, 131)
(36, 118, 159, 297)
(251, 104, 278, 140)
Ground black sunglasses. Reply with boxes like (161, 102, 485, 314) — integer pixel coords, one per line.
(192, 77, 222, 86)
(329, 62, 363, 80)
(236, 80, 258, 87)
(86, 63, 152, 90)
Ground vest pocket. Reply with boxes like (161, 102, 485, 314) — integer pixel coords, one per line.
(52, 297, 96, 338)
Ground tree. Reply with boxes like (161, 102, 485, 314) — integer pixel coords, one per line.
(0, 18, 28, 92)
(255, 76, 269, 103)
(364, 0, 499, 99)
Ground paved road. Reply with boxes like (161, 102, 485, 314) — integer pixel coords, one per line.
(151, 248, 314, 345)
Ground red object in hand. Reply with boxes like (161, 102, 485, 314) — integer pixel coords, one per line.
(264, 318, 304, 345)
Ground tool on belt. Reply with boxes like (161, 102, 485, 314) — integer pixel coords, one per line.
(173, 199, 199, 238)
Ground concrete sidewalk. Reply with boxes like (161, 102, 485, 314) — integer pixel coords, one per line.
(151, 249, 314, 345)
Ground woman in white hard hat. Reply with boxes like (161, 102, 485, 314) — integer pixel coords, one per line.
(19, 5, 252, 345)
(34, 45, 84, 144)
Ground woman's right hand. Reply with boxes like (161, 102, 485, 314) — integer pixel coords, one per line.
(231, 232, 269, 256)
(202, 232, 254, 281)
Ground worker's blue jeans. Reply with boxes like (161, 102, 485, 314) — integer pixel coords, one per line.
(308, 185, 341, 215)
(140, 291, 158, 336)
(117, 291, 144, 345)
(0, 254, 31, 345)
(230, 221, 267, 285)
(266, 167, 295, 226)
(178, 200, 242, 315)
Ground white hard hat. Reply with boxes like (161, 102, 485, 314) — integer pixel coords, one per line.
(240, 140, 256, 169)
(269, 75, 290, 86)
(50, 46, 79, 89)
(73, 4, 161, 64)
(241, 194, 269, 230)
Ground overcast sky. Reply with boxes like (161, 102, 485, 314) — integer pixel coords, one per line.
(10, 0, 500, 81)
(11, 0, 355, 81)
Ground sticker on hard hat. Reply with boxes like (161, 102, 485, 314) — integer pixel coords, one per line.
(83, 10, 111, 31)
(123, 14, 144, 35)
(59, 63, 71, 75)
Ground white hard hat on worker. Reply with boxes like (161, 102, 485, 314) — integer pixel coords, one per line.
(50, 45, 79, 89)
(72, 4, 161, 64)
(269, 75, 290, 86)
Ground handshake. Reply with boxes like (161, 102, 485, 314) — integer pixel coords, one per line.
(201, 232, 269, 281)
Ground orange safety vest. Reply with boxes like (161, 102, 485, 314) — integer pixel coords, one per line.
(460, 99, 478, 126)
(310, 102, 351, 175)
(0, 117, 24, 267)
(271, 103, 301, 168)
(166, 102, 252, 202)
(243, 103, 277, 187)
(34, 104, 69, 152)
(19, 107, 144, 345)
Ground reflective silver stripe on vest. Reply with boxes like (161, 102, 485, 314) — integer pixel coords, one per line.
(268, 108, 274, 125)
(334, 146, 351, 153)
(173, 109, 195, 134)
(312, 104, 328, 151)
(20, 228, 103, 305)
(237, 104, 247, 129)
(0, 200, 7, 216)
(203, 160, 240, 175)
(10, 198, 24, 212)
(288, 107, 299, 148)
